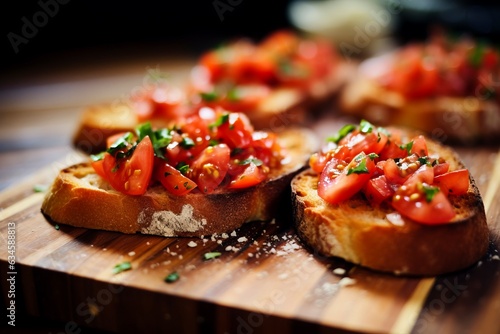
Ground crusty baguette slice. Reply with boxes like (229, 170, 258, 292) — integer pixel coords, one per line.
(339, 57, 500, 144)
(43, 127, 318, 237)
(291, 136, 489, 276)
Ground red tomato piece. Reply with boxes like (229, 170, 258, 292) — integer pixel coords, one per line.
(217, 113, 254, 149)
(410, 135, 428, 157)
(229, 162, 267, 189)
(363, 175, 394, 206)
(404, 164, 434, 186)
(433, 162, 450, 176)
(391, 182, 455, 224)
(102, 136, 154, 195)
(434, 169, 470, 196)
(318, 155, 376, 204)
(91, 159, 106, 179)
(154, 161, 197, 196)
(190, 144, 231, 193)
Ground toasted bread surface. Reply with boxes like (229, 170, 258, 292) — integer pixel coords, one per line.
(43, 127, 318, 237)
(291, 137, 489, 276)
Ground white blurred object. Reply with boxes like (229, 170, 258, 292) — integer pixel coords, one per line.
(289, 0, 398, 58)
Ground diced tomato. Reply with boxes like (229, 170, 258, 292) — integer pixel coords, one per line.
(383, 159, 410, 185)
(216, 113, 254, 149)
(190, 144, 231, 193)
(102, 136, 154, 195)
(378, 139, 408, 161)
(363, 175, 394, 206)
(106, 132, 130, 149)
(404, 164, 434, 186)
(229, 162, 267, 189)
(91, 159, 106, 179)
(434, 169, 470, 196)
(153, 160, 197, 196)
(433, 162, 450, 176)
(318, 154, 376, 204)
(410, 135, 428, 157)
(391, 182, 455, 224)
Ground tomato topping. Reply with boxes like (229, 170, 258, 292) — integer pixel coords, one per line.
(377, 31, 500, 100)
(318, 153, 376, 204)
(311, 120, 470, 224)
(434, 169, 470, 196)
(153, 161, 197, 196)
(102, 136, 154, 195)
(391, 182, 455, 224)
(91, 109, 283, 196)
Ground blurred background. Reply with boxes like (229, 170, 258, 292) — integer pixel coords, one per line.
(2, 0, 500, 86)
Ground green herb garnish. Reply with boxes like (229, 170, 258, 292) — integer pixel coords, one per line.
(200, 91, 218, 102)
(227, 88, 240, 101)
(33, 184, 48, 193)
(176, 162, 189, 175)
(90, 152, 105, 162)
(420, 184, 440, 202)
(112, 261, 132, 275)
(164, 271, 179, 283)
(210, 113, 230, 129)
(107, 132, 134, 156)
(54, 224, 60, 230)
(203, 252, 222, 261)
(347, 153, 369, 175)
(400, 141, 414, 155)
(359, 119, 374, 134)
(180, 137, 195, 149)
(328, 124, 356, 144)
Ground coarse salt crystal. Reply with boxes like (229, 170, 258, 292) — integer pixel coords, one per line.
(222, 233, 229, 239)
(225, 246, 233, 251)
(237, 237, 248, 243)
(128, 251, 136, 257)
(231, 231, 237, 237)
(188, 241, 198, 248)
(333, 268, 346, 276)
(338, 277, 356, 287)
(491, 255, 500, 261)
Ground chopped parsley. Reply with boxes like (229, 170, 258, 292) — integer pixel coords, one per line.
(107, 132, 134, 156)
(112, 261, 132, 275)
(200, 91, 218, 102)
(33, 184, 48, 193)
(400, 141, 413, 155)
(164, 271, 179, 283)
(90, 152, 105, 162)
(209, 113, 230, 129)
(328, 124, 356, 144)
(359, 119, 374, 134)
(347, 153, 370, 175)
(420, 183, 441, 202)
(203, 252, 222, 260)
(176, 162, 189, 175)
(180, 137, 195, 149)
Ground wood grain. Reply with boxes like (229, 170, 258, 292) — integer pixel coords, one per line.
(1, 114, 499, 333)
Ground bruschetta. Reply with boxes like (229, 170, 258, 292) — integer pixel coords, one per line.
(340, 31, 500, 144)
(43, 108, 318, 237)
(72, 30, 350, 154)
(291, 120, 489, 276)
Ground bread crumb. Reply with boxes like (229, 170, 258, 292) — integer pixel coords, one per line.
(237, 237, 248, 243)
(338, 277, 356, 287)
(333, 268, 346, 276)
(225, 246, 233, 251)
(217, 240, 223, 245)
(231, 231, 237, 237)
(248, 253, 254, 257)
(128, 251, 136, 257)
(222, 233, 229, 239)
(188, 241, 198, 248)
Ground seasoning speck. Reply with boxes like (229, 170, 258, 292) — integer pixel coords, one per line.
(112, 261, 132, 275)
(237, 237, 248, 243)
(164, 271, 179, 283)
(54, 224, 60, 230)
(333, 268, 346, 276)
(203, 252, 221, 260)
(188, 241, 198, 248)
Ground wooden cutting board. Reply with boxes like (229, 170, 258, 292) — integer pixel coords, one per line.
(1, 116, 500, 334)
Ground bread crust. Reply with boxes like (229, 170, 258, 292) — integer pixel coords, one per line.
(291, 137, 489, 276)
(339, 56, 500, 145)
(43, 128, 318, 237)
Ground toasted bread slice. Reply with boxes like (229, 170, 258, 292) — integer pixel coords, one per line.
(43, 127, 318, 237)
(291, 136, 489, 276)
(339, 57, 500, 145)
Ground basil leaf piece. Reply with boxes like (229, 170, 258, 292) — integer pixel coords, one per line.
(90, 152, 105, 162)
(176, 162, 189, 175)
(180, 137, 195, 149)
(420, 184, 440, 203)
(136, 122, 154, 142)
(347, 153, 369, 175)
(112, 261, 132, 275)
(400, 141, 414, 155)
(164, 271, 179, 283)
(107, 132, 134, 156)
(203, 252, 222, 260)
(209, 113, 230, 129)
(359, 119, 374, 133)
(327, 124, 356, 144)
(469, 42, 484, 68)
(200, 91, 218, 102)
